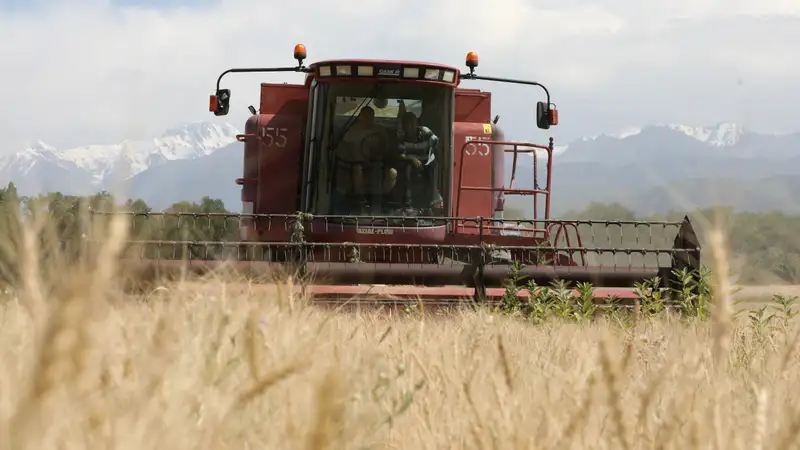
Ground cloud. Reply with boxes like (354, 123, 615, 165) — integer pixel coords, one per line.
(0, 0, 798, 153)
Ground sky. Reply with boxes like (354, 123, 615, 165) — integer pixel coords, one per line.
(0, 0, 799, 154)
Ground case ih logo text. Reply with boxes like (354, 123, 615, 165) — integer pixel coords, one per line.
(377, 68, 400, 77)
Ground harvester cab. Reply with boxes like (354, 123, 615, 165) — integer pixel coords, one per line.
(209, 46, 558, 225)
(98, 44, 702, 308)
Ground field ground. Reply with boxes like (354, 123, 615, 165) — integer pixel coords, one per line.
(732, 285, 800, 311)
(3, 275, 800, 449)
(733, 284, 800, 300)
(3, 225, 800, 448)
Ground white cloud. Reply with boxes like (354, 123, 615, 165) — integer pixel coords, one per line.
(0, 0, 798, 153)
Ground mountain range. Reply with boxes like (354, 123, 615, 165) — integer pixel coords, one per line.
(0, 122, 240, 201)
(537, 122, 800, 215)
(2, 121, 799, 216)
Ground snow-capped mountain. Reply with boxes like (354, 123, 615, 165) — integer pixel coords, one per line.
(520, 122, 753, 162)
(665, 122, 745, 147)
(0, 140, 66, 175)
(577, 122, 745, 147)
(553, 121, 799, 164)
(59, 122, 239, 183)
(0, 122, 239, 196)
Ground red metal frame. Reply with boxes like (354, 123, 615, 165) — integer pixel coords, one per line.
(304, 285, 642, 301)
(119, 257, 664, 299)
(455, 140, 553, 238)
(548, 222, 587, 266)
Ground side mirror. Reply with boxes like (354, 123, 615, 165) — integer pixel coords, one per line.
(209, 89, 231, 116)
(536, 101, 558, 130)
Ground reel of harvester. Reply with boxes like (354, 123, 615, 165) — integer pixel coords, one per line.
(85, 210, 703, 312)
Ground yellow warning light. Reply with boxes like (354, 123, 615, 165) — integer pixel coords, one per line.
(465, 51, 479, 69)
(294, 44, 307, 63)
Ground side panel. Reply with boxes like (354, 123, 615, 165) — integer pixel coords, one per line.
(259, 82, 309, 117)
(244, 83, 308, 241)
(454, 88, 492, 122)
(452, 89, 494, 234)
(452, 121, 494, 232)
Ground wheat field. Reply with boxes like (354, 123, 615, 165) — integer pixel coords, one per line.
(1, 215, 800, 449)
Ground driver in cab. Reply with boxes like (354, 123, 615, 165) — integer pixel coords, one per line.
(335, 106, 398, 212)
(394, 110, 442, 212)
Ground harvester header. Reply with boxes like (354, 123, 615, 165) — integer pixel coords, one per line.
(93, 44, 700, 310)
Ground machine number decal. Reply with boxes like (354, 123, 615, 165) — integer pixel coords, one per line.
(259, 127, 288, 148)
(464, 136, 490, 156)
(357, 228, 394, 235)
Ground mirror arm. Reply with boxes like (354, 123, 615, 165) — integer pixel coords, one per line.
(215, 66, 313, 91)
(460, 73, 551, 109)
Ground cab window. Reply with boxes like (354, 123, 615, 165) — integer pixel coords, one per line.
(308, 81, 451, 218)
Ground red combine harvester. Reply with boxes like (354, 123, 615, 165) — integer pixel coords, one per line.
(98, 45, 702, 307)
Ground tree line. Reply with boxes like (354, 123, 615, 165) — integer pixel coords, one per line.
(0, 183, 241, 285)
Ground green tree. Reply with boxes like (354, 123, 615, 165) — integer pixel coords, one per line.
(0, 183, 23, 285)
(561, 202, 638, 221)
(146, 196, 238, 260)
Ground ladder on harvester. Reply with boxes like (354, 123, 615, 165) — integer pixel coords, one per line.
(454, 137, 587, 266)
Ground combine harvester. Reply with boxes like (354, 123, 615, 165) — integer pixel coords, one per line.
(93, 45, 702, 309)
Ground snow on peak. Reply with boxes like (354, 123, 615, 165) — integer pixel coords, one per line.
(21, 140, 58, 156)
(2, 121, 241, 186)
(156, 121, 240, 158)
(0, 140, 62, 174)
(579, 126, 643, 142)
(577, 122, 746, 147)
(611, 126, 642, 139)
(665, 122, 744, 147)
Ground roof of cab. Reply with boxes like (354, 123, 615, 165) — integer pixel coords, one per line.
(309, 58, 462, 73)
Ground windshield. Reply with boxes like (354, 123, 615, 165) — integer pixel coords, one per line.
(335, 97, 422, 117)
(307, 81, 452, 220)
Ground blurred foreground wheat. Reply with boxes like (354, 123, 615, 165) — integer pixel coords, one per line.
(0, 208, 800, 449)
